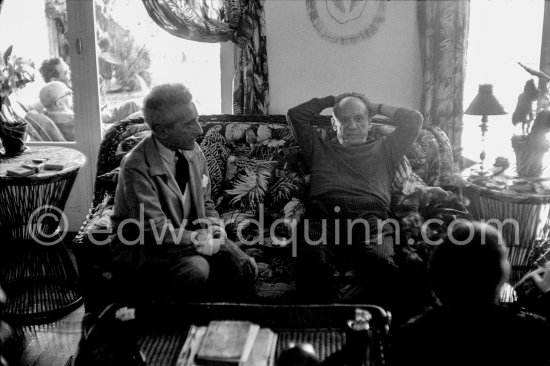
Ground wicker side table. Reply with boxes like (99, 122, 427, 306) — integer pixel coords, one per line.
(461, 165, 550, 282)
(0, 146, 86, 323)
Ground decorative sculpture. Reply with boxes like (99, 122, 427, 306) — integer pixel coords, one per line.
(512, 79, 540, 136)
(511, 62, 550, 177)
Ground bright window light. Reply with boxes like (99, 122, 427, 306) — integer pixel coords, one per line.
(463, 0, 544, 166)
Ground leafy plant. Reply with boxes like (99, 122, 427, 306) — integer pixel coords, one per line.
(112, 41, 152, 92)
(0, 46, 34, 128)
(96, 8, 152, 94)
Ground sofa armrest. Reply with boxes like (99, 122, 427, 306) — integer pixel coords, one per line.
(72, 194, 116, 313)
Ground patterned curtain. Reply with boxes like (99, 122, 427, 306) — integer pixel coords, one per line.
(417, 0, 470, 167)
(232, 0, 268, 114)
(142, 0, 269, 114)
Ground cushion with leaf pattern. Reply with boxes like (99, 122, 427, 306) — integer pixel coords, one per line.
(426, 125, 455, 186)
(199, 124, 229, 202)
(202, 122, 308, 247)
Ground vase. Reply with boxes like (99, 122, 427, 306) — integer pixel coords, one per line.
(512, 134, 548, 177)
(0, 101, 28, 157)
(0, 121, 27, 157)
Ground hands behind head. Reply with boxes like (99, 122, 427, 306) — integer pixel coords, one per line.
(335, 93, 353, 103)
(334, 92, 378, 117)
(191, 226, 226, 256)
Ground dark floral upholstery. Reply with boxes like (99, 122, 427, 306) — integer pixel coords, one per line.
(74, 113, 455, 304)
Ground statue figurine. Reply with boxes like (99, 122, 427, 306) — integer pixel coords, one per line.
(512, 110, 550, 177)
(511, 63, 550, 177)
(512, 79, 539, 135)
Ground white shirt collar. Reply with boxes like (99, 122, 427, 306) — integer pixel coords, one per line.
(154, 137, 176, 162)
(154, 137, 198, 161)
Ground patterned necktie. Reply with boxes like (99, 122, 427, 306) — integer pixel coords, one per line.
(175, 150, 189, 195)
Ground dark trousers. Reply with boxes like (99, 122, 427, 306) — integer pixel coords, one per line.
(297, 231, 398, 307)
(296, 196, 398, 307)
(117, 240, 257, 303)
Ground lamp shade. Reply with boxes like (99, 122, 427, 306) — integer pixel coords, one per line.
(465, 84, 506, 115)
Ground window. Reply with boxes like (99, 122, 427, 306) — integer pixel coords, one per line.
(0, 0, 76, 141)
(95, 0, 222, 133)
(0, 0, 228, 229)
(462, 0, 547, 167)
(0, 0, 223, 142)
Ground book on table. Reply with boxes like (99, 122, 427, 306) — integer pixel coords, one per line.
(6, 166, 35, 177)
(243, 328, 277, 366)
(176, 320, 277, 366)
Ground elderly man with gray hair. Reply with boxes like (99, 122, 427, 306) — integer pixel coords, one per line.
(39, 80, 75, 140)
(109, 83, 256, 302)
(287, 92, 423, 306)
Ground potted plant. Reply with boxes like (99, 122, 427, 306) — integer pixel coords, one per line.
(0, 45, 34, 157)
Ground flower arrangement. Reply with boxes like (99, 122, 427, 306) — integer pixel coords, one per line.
(0, 45, 34, 156)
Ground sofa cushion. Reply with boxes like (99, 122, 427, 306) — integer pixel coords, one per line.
(197, 122, 308, 245)
(115, 130, 150, 164)
(78, 194, 115, 243)
(392, 157, 429, 197)
(199, 125, 229, 201)
(426, 125, 455, 186)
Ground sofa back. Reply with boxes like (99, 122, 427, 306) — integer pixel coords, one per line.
(92, 114, 454, 238)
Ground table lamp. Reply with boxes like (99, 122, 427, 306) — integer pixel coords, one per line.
(465, 84, 507, 176)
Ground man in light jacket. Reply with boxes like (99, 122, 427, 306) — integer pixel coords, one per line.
(110, 83, 256, 301)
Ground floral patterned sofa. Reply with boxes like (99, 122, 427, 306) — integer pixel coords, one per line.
(72, 113, 455, 313)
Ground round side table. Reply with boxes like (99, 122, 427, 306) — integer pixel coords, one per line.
(461, 165, 550, 281)
(0, 146, 86, 323)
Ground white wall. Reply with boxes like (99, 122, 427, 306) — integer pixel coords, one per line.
(265, 0, 422, 114)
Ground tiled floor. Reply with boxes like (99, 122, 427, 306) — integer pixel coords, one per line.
(14, 305, 83, 366)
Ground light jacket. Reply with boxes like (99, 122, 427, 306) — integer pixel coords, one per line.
(109, 134, 220, 268)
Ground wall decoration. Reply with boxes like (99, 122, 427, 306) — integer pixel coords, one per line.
(307, 0, 386, 46)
